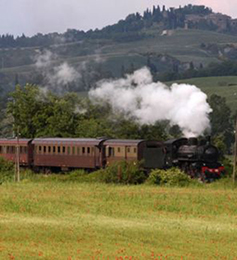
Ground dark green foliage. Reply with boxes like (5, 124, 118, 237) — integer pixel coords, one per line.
(158, 60, 237, 82)
(6, 84, 169, 140)
(221, 157, 233, 177)
(99, 161, 146, 185)
(0, 157, 14, 183)
(146, 168, 193, 186)
(209, 94, 234, 153)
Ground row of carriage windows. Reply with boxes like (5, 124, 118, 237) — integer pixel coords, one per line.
(37, 145, 94, 156)
(107, 147, 137, 157)
(0, 145, 137, 157)
(37, 145, 137, 156)
(0, 146, 27, 154)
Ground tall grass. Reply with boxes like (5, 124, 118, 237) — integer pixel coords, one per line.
(1, 177, 237, 259)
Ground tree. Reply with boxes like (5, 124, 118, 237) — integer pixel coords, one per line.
(208, 94, 234, 153)
(7, 84, 42, 138)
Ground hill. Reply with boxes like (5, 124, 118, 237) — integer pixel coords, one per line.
(0, 4, 237, 117)
(1, 29, 237, 92)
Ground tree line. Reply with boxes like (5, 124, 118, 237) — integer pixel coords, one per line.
(0, 5, 214, 48)
(2, 84, 235, 155)
(152, 60, 237, 82)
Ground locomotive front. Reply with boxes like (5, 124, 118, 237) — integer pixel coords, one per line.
(165, 137, 225, 181)
(200, 143, 225, 180)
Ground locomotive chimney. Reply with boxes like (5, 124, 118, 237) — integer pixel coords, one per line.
(188, 138, 198, 146)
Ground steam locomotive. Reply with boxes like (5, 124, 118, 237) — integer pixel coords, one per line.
(0, 136, 224, 181)
(164, 137, 224, 181)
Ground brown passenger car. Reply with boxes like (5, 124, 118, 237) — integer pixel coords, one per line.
(104, 139, 165, 169)
(32, 138, 106, 170)
(0, 138, 33, 166)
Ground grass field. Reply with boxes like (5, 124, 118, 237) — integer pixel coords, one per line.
(1, 179, 237, 259)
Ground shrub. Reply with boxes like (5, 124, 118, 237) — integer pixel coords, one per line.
(146, 168, 192, 187)
(0, 157, 15, 184)
(101, 161, 146, 185)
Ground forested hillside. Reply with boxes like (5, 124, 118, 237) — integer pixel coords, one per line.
(0, 4, 236, 152)
(1, 5, 237, 93)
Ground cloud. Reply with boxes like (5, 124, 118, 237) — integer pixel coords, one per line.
(89, 67, 212, 137)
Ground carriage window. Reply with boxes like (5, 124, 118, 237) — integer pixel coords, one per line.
(127, 147, 130, 153)
(0, 146, 2, 153)
(39, 146, 42, 154)
(58, 146, 61, 153)
(72, 147, 75, 155)
(117, 147, 121, 153)
(20, 146, 24, 153)
(48, 146, 51, 153)
(53, 146, 56, 153)
(82, 147, 85, 154)
(134, 148, 137, 153)
(43, 146, 46, 153)
(109, 147, 114, 157)
(62, 146, 66, 154)
(87, 147, 90, 154)
(68, 147, 71, 155)
(77, 147, 80, 155)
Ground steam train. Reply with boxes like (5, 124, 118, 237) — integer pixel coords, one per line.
(0, 137, 224, 181)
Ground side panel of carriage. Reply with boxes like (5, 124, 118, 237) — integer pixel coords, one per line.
(32, 138, 106, 170)
(0, 139, 33, 166)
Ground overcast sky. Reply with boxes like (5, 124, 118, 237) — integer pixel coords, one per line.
(0, 0, 236, 36)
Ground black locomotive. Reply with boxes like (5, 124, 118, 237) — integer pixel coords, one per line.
(164, 137, 224, 181)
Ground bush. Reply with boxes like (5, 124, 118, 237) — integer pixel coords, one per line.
(100, 161, 146, 185)
(146, 168, 192, 187)
(0, 157, 15, 184)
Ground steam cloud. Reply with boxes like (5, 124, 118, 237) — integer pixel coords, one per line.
(89, 67, 212, 137)
(34, 50, 81, 93)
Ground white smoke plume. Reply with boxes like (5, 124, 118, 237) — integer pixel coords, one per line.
(89, 67, 212, 137)
(48, 62, 81, 86)
(34, 50, 81, 93)
(34, 49, 55, 68)
(34, 49, 105, 93)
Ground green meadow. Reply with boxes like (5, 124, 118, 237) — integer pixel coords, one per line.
(1, 179, 237, 259)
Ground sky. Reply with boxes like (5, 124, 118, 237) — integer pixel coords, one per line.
(0, 0, 236, 37)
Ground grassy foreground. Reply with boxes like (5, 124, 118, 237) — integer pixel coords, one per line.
(1, 180, 237, 259)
